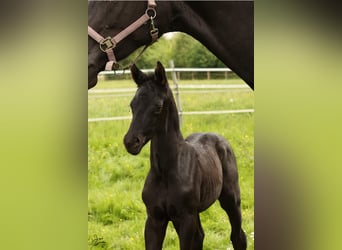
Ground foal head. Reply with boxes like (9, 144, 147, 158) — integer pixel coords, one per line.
(124, 62, 171, 155)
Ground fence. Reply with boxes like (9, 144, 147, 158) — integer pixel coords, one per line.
(89, 65, 253, 123)
(98, 66, 236, 81)
(88, 109, 254, 123)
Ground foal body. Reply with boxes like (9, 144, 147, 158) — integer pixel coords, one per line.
(124, 62, 247, 250)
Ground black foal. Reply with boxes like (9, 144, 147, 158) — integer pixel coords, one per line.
(124, 62, 247, 250)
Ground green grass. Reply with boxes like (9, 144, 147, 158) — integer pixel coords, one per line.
(88, 78, 254, 249)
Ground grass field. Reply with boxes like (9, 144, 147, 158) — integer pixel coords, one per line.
(88, 76, 254, 249)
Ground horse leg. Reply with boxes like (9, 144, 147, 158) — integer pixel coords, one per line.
(144, 215, 168, 250)
(172, 214, 199, 250)
(219, 181, 247, 250)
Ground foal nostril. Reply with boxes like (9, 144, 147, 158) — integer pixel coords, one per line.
(123, 132, 146, 155)
(124, 134, 142, 148)
(134, 136, 141, 144)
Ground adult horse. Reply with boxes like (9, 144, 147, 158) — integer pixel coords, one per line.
(123, 61, 247, 249)
(88, 0, 254, 90)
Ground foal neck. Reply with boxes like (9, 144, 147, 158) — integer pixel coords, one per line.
(150, 89, 183, 173)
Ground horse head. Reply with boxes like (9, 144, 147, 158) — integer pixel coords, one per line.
(88, 1, 170, 89)
(88, 1, 254, 90)
(123, 62, 169, 155)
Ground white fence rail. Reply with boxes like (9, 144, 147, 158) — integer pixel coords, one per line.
(88, 109, 254, 123)
(88, 84, 248, 94)
(98, 67, 232, 76)
(98, 67, 233, 81)
(89, 65, 253, 123)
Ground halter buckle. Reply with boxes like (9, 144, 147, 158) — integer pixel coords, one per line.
(99, 37, 116, 52)
(112, 63, 120, 70)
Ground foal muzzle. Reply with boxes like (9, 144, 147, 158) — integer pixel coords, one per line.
(123, 133, 146, 155)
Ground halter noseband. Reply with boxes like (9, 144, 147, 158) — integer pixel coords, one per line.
(88, 0, 158, 71)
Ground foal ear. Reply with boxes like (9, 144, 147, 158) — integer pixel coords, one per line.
(155, 61, 168, 86)
(130, 64, 146, 86)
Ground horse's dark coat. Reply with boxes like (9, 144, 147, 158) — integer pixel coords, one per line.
(123, 62, 247, 250)
(88, 1, 253, 89)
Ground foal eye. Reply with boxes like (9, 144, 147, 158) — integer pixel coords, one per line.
(153, 104, 163, 114)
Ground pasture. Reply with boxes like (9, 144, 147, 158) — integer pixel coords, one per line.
(88, 75, 254, 249)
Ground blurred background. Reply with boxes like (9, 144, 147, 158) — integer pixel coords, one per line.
(0, 0, 341, 250)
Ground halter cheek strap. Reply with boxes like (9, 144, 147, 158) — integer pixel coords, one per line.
(88, 0, 159, 70)
(88, 26, 118, 70)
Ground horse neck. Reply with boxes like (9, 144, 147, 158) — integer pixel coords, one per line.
(165, 1, 253, 86)
(150, 89, 183, 173)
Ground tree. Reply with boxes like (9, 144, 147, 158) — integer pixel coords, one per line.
(171, 32, 225, 68)
(119, 32, 225, 69)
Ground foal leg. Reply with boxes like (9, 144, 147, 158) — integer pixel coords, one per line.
(172, 214, 200, 250)
(144, 215, 168, 250)
(219, 182, 247, 250)
(193, 214, 205, 250)
(217, 145, 247, 250)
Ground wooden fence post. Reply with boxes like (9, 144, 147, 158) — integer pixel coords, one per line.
(169, 60, 183, 126)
